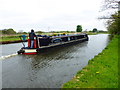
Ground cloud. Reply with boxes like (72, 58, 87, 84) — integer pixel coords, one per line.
(0, 0, 106, 32)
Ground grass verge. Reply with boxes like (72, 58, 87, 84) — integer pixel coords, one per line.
(62, 35, 119, 88)
(0, 35, 28, 42)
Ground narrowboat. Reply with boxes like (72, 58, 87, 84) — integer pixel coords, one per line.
(17, 33, 89, 55)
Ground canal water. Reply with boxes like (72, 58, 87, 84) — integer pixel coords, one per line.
(1, 34, 109, 88)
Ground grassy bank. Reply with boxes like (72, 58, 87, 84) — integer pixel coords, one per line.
(62, 35, 119, 88)
(0, 34, 28, 42)
(0, 36, 21, 41)
(86, 32, 97, 35)
(86, 32, 108, 35)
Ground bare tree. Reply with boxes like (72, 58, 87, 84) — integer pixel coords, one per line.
(99, 0, 120, 35)
(99, 0, 120, 19)
(102, 0, 119, 10)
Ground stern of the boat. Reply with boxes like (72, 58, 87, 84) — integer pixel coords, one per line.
(17, 48, 37, 55)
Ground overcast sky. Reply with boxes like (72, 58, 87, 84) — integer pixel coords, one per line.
(0, 0, 107, 32)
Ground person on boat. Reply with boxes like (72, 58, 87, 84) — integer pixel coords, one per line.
(29, 29, 36, 48)
(21, 34, 26, 41)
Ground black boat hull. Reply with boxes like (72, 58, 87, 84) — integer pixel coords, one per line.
(18, 37, 88, 55)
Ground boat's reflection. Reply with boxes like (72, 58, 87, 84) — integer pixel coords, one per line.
(23, 41, 88, 70)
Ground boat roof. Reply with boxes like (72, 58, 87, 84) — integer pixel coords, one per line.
(37, 33, 87, 39)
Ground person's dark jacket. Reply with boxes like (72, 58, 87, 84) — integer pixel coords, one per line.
(29, 32, 36, 40)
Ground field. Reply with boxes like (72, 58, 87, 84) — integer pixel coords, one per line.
(0, 34, 28, 42)
(62, 35, 119, 88)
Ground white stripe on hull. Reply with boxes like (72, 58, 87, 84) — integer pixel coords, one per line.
(24, 49, 37, 53)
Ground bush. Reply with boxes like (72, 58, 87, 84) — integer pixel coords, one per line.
(1, 28, 16, 34)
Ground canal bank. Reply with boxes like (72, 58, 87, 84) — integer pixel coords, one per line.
(0, 40, 27, 44)
(0, 35, 27, 44)
(62, 35, 119, 88)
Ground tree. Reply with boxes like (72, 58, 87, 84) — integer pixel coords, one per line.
(102, 0, 119, 10)
(106, 12, 120, 34)
(1, 29, 7, 34)
(1, 28, 16, 34)
(99, 0, 120, 35)
(7, 28, 16, 34)
(36, 31, 43, 34)
(98, 0, 119, 19)
(76, 25, 82, 32)
(18, 30, 28, 34)
(92, 28, 98, 32)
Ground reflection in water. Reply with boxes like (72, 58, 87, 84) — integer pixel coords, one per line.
(2, 34, 109, 88)
(25, 42, 88, 72)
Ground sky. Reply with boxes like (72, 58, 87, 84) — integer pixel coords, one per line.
(0, 0, 108, 32)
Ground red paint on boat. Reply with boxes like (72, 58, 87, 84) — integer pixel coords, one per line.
(28, 36, 36, 48)
(28, 39, 30, 47)
(34, 39, 37, 48)
(23, 52, 37, 55)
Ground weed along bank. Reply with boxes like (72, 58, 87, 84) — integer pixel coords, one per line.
(17, 33, 89, 55)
